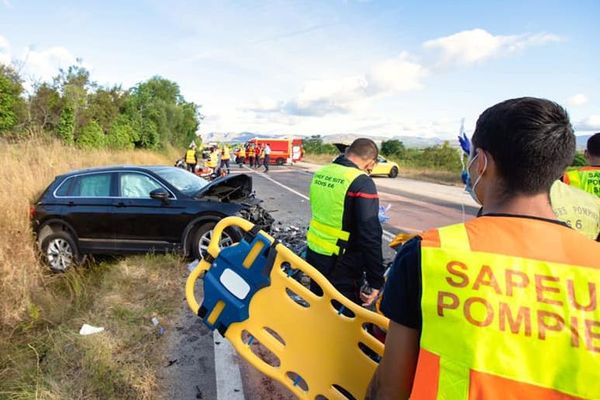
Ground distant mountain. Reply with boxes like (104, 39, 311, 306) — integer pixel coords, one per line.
(202, 131, 453, 148)
(201, 131, 288, 143)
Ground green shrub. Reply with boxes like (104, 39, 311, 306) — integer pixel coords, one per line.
(56, 106, 75, 144)
(76, 121, 106, 149)
(107, 118, 135, 149)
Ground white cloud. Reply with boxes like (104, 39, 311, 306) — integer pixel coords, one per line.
(0, 35, 86, 85)
(249, 53, 427, 117)
(423, 28, 562, 67)
(2, 0, 12, 8)
(24, 46, 81, 82)
(575, 116, 600, 131)
(367, 52, 427, 94)
(567, 93, 588, 107)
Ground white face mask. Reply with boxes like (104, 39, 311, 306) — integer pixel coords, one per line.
(466, 152, 487, 205)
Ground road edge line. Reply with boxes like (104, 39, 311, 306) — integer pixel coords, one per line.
(245, 166, 399, 242)
(214, 331, 246, 400)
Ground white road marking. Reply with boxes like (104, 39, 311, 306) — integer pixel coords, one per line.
(214, 331, 246, 400)
(244, 166, 398, 242)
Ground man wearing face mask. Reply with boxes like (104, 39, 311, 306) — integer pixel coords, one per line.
(306, 138, 385, 307)
(367, 97, 600, 400)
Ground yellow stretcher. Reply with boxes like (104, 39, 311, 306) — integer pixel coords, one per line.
(186, 216, 390, 399)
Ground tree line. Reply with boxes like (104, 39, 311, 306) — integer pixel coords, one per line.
(0, 63, 201, 149)
(303, 135, 464, 172)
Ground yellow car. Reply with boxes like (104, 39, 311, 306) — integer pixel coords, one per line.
(369, 155, 399, 178)
(333, 143, 399, 178)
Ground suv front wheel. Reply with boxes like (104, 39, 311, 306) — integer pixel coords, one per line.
(191, 222, 241, 260)
(41, 231, 80, 272)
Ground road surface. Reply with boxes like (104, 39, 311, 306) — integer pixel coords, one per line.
(163, 162, 478, 400)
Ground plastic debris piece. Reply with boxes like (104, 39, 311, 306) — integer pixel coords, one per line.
(188, 259, 200, 272)
(151, 317, 160, 326)
(79, 324, 105, 335)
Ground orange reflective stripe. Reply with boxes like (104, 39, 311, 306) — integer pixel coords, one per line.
(411, 349, 440, 400)
(465, 216, 600, 269)
(420, 229, 441, 248)
(468, 370, 583, 400)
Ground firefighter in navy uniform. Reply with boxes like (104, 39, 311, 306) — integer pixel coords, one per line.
(306, 138, 385, 307)
(563, 132, 600, 197)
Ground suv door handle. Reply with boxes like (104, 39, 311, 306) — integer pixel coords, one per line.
(115, 202, 126, 208)
(67, 201, 75, 207)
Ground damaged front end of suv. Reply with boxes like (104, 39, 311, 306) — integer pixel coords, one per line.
(194, 173, 275, 233)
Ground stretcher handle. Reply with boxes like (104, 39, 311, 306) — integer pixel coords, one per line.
(185, 216, 271, 315)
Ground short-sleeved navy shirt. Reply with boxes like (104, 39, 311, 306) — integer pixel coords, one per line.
(380, 214, 570, 331)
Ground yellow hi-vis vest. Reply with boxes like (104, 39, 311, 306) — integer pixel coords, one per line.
(207, 151, 218, 168)
(307, 163, 365, 256)
(564, 166, 600, 197)
(550, 180, 600, 241)
(222, 146, 231, 160)
(238, 147, 246, 157)
(185, 149, 196, 164)
(414, 217, 600, 400)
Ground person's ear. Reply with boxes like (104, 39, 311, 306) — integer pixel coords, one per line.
(473, 149, 486, 174)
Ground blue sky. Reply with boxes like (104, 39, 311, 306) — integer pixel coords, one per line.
(1, 0, 599, 138)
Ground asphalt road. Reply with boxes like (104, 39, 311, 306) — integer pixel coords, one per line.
(166, 162, 478, 400)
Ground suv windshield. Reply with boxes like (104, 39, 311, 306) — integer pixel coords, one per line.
(152, 167, 208, 196)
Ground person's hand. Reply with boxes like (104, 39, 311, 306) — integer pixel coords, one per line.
(360, 288, 380, 306)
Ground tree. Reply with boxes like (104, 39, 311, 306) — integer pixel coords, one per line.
(381, 140, 406, 158)
(53, 65, 92, 135)
(76, 121, 105, 149)
(571, 152, 588, 167)
(420, 142, 462, 171)
(302, 135, 325, 153)
(56, 105, 75, 144)
(106, 116, 135, 149)
(0, 65, 26, 133)
(29, 82, 63, 131)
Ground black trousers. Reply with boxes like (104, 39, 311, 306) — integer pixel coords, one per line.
(306, 248, 361, 305)
(187, 163, 196, 173)
(221, 159, 230, 173)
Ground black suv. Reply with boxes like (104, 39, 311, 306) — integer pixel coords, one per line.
(31, 166, 272, 271)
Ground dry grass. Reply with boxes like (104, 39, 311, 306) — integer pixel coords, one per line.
(0, 255, 184, 400)
(0, 135, 172, 326)
(0, 134, 186, 399)
(302, 153, 336, 165)
(303, 152, 462, 185)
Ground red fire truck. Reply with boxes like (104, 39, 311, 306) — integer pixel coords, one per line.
(245, 137, 304, 165)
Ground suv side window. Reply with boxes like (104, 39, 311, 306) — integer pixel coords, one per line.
(119, 172, 163, 198)
(69, 173, 113, 197)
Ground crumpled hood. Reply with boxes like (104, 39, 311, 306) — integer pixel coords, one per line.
(195, 174, 253, 201)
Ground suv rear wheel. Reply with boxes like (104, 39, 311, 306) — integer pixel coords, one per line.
(191, 222, 241, 260)
(41, 231, 80, 272)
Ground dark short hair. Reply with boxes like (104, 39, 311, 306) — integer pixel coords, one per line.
(587, 132, 600, 157)
(472, 97, 575, 195)
(347, 138, 379, 161)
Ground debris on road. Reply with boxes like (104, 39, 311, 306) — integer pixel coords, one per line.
(187, 259, 200, 272)
(79, 324, 105, 335)
(166, 359, 178, 367)
(240, 203, 275, 233)
(271, 222, 307, 257)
